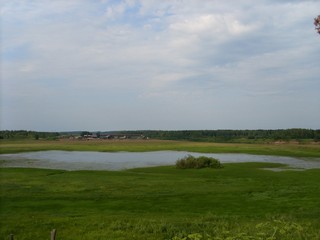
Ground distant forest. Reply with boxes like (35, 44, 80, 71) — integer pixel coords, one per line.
(1, 129, 319, 142)
(0, 130, 60, 140)
(121, 129, 320, 142)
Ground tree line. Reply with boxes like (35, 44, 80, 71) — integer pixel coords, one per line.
(121, 129, 320, 142)
(1, 129, 319, 142)
(0, 130, 60, 140)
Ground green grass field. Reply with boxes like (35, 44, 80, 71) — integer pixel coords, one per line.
(1, 139, 320, 157)
(1, 162, 320, 240)
(1, 140, 320, 239)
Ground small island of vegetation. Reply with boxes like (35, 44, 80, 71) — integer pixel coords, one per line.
(176, 155, 223, 169)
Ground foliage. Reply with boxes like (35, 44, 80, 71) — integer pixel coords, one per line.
(176, 155, 223, 169)
(314, 15, 320, 34)
(0, 130, 60, 140)
(122, 129, 320, 142)
(1, 129, 320, 142)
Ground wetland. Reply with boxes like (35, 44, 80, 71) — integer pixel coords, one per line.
(1, 150, 320, 171)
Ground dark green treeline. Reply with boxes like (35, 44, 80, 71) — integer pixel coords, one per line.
(1, 129, 319, 142)
(121, 129, 320, 142)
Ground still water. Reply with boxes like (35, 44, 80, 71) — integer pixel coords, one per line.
(1, 151, 320, 171)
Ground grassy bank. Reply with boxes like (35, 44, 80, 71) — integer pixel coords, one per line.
(1, 139, 320, 157)
(1, 163, 320, 239)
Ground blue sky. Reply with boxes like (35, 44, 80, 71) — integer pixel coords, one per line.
(1, 0, 320, 131)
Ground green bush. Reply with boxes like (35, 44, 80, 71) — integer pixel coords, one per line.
(176, 155, 223, 169)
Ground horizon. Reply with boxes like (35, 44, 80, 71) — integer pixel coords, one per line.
(1, 128, 319, 133)
(1, 1, 320, 131)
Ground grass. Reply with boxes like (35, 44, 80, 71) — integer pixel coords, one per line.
(1, 163, 320, 239)
(1, 139, 319, 239)
(1, 139, 320, 157)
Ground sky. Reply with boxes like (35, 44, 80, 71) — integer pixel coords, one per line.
(1, 0, 320, 131)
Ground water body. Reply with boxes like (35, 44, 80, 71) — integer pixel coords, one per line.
(1, 151, 320, 171)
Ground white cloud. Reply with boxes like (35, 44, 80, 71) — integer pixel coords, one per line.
(1, 0, 320, 130)
(105, 2, 126, 19)
(170, 14, 255, 35)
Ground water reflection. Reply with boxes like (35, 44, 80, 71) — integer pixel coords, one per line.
(0, 151, 319, 171)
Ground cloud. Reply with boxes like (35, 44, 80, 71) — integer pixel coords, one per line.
(1, 0, 320, 130)
(169, 14, 256, 36)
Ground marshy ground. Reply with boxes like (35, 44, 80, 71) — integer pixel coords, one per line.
(1, 140, 320, 239)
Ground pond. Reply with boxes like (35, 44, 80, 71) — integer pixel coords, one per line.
(1, 151, 320, 171)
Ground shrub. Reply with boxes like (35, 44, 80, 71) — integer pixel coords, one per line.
(176, 155, 223, 169)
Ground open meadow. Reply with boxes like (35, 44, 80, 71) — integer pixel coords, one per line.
(1, 139, 320, 157)
(1, 139, 320, 239)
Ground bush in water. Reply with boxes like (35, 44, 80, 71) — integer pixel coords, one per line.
(176, 155, 223, 169)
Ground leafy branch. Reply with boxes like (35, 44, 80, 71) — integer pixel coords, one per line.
(314, 15, 320, 34)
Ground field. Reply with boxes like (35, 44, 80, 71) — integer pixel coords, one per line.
(1, 140, 320, 239)
(1, 139, 320, 157)
(1, 163, 320, 239)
